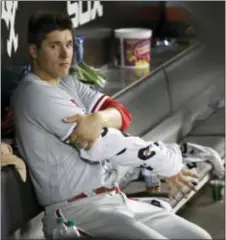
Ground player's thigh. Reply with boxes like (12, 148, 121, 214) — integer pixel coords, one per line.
(126, 198, 168, 220)
(86, 213, 168, 239)
(127, 199, 211, 239)
(144, 212, 212, 239)
(74, 199, 167, 239)
(43, 195, 166, 239)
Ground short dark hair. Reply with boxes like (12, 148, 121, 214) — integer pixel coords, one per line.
(28, 11, 73, 48)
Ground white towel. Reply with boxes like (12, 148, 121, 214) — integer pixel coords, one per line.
(79, 128, 224, 179)
(79, 128, 184, 178)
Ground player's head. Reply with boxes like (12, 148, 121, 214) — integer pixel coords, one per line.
(28, 12, 73, 81)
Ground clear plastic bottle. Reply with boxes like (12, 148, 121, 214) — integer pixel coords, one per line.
(71, 34, 85, 67)
(142, 169, 161, 192)
(52, 217, 68, 239)
(65, 220, 81, 239)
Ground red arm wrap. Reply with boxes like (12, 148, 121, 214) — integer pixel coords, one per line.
(98, 97, 132, 132)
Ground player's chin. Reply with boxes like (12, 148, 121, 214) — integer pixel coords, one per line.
(58, 68, 70, 78)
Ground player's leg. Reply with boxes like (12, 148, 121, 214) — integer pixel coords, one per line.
(149, 212, 212, 239)
(42, 192, 168, 239)
(127, 198, 212, 239)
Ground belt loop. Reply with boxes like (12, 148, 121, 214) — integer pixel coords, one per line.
(114, 183, 120, 193)
(115, 186, 120, 193)
(45, 201, 68, 214)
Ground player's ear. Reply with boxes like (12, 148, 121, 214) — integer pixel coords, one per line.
(28, 44, 38, 60)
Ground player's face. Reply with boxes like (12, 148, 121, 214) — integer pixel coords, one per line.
(31, 30, 73, 81)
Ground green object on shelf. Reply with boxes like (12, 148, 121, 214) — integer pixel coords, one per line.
(210, 180, 224, 201)
(70, 61, 106, 89)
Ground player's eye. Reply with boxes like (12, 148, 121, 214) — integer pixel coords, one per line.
(66, 42, 73, 48)
(50, 44, 58, 49)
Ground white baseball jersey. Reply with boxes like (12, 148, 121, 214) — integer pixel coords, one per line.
(11, 72, 183, 207)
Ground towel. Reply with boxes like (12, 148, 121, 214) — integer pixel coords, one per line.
(1, 142, 27, 182)
(77, 128, 184, 178)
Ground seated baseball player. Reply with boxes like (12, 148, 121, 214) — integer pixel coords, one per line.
(11, 12, 212, 239)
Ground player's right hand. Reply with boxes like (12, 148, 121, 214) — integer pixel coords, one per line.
(64, 112, 103, 149)
(165, 169, 199, 200)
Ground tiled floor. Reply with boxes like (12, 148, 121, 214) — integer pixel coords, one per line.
(178, 184, 225, 239)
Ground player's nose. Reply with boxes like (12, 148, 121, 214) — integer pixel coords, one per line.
(60, 45, 70, 58)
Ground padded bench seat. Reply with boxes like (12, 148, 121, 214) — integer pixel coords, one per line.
(1, 166, 43, 239)
(189, 108, 225, 137)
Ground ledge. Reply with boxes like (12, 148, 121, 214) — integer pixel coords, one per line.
(102, 39, 200, 98)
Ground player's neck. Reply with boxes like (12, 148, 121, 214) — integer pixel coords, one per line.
(32, 65, 60, 87)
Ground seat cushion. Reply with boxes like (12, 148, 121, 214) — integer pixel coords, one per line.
(1, 166, 43, 238)
(190, 108, 225, 136)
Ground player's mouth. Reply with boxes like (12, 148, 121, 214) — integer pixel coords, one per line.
(59, 63, 70, 68)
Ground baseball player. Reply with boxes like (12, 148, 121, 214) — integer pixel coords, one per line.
(11, 12, 212, 239)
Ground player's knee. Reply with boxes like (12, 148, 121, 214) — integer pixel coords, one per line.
(197, 228, 212, 240)
(189, 224, 212, 240)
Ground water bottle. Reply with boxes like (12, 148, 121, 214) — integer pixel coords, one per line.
(72, 34, 85, 67)
(52, 217, 68, 239)
(64, 220, 81, 239)
(142, 169, 161, 192)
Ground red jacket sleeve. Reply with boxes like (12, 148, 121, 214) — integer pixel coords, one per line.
(98, 97, 132, 132)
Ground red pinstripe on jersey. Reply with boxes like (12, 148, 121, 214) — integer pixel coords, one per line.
(91, 95, 108, 112)
(70, 99, 77, 105)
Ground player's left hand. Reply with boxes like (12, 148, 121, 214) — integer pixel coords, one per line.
(165, 169, 199, 200)
(63, 112, 103, 149)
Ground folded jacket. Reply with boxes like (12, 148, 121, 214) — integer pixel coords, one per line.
(1, 142, 27, 182)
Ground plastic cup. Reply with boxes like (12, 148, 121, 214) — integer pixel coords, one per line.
(210, 180, 225, 201)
